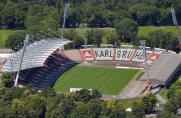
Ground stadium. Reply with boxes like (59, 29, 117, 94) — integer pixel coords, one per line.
(1, 38, 181, 99)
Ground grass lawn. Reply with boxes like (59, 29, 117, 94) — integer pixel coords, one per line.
(138, 26, 180, 37)
(0, 30, 17, 48)
(54, 66, 139, 95)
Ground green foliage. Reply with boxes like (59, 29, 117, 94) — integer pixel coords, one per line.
(147, 30, 178, 51)
(162, 79, 181, 116)
(167, 87, 176, 99)
(73, 35, 85, 49)
(40, 87, 57, 98)
(0, 87, 25, 102)
(0, 73, 13, 88)
(5, 30, 26, 51)
(0, 106, 14, 118)
(86, 99, 104, 118)
(1, 26, 181, 50)
(73, 89, 102, 103)
(129, 3, 160, 25)
(164, 98, 177, 113)
(0, 85, 142, 118)
(116, 18, 138, 44)
(64, 29, 85, 49)
(148, 30, 177, 50)
(11, 94, 46, 118)
(108, 103, 126, 118)
(0, 1, 27, 28)
(86, 29, 103, 47)
(70, 102, 88, 118)
(91, 89, 102, 99)
(141, 94, 157, 113)
(105, 31, 119, 46)
(1, 0, 181, 29)
(74, 89, 92, 102)
(157, 110, 176, 118)
(64, 29, 78, 41)
(132, 102, 145, 118)
(25, 4, 58, 34)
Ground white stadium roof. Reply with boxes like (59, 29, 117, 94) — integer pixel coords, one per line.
(2, 38, 71, 73)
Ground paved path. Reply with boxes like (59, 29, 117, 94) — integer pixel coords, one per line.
(156, 94, 166, 104)
(120, 80, 147, 98)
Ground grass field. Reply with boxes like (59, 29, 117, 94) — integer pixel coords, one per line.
(138, 26, 180, 37)
(0, 30, 17, 48)
(54, 66, 139, 95)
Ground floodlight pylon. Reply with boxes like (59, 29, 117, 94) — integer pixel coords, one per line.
(14, 34, 29, 87)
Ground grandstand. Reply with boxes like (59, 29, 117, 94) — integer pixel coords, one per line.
(140, 52, 181, 87)
(2, 39, 72, 72)
(2, 39, 77, 90)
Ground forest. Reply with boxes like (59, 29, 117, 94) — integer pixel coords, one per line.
(0, 0, 181, 30)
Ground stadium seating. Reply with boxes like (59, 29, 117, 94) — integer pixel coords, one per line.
(18, 49, 77, 90)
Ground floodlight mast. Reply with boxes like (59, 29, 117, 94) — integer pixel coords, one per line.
(171, 8, 181, 47)
(141, 40, 150, 83)
(14, 35, 29, 87)
(61, 3, 70, 38)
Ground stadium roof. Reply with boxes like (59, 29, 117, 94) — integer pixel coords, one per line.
(2, 38, 71, 73)
(139, 52, 181, 85)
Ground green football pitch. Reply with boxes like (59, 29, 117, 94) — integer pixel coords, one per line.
(54, 66, 140, 95)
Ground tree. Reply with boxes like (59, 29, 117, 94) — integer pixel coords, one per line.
(73, 35, 85, 49)
(148, 30, 178, 52)
(0, 106, 14, 118)
(79, 1, 108, 27)
(11, 99, 30, 118)
(25, 4, 58, 34)
(11, 94, 46, 118)
(109, 103, 126, 118)
(93, 30, 103, 47)
(46, 99, 75, 118)
(74, 89, 91, 102)
(175, 92, 181, 107)
(164, 98, 177, 114)
(167, 87, 176, 99)
(0, 87, 25, 102)
(86, 29, 103, 47)
(91, 89, 102, 99)
(70, 102, 88, 118)
(129, 3, 160, 25)
(1, 73, 13, 88)
(132, 102, 145, 118)
(106, 31, 119, 46)
(87, 99, 104, 118)
(157, 110, 176, 118)
(86, 29, 94, 45)
(64, 29, 85, 49)
(141, 94, 157, 114)
(40, 87, 57, 98)
(115, 18, 138, 44)
(5, 31, 26, 51)
(0, 1, 27, 28)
